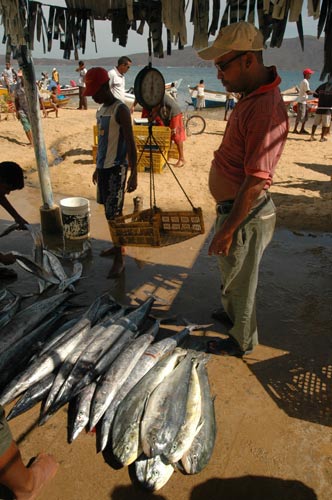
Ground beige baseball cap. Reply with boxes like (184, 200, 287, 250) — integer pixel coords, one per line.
(198, 21, 264, 60)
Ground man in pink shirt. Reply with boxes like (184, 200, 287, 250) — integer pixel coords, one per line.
(198, 22, 288, 357)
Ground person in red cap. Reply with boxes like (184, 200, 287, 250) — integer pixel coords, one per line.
(292, 68, 314, 134)
(197, 21, 288, 357)
(84, 67, 137, 278)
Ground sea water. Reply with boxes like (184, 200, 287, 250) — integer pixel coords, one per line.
(33, 64, 323, 109)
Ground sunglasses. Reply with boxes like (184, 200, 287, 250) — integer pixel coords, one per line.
(215, 52, 248, 72)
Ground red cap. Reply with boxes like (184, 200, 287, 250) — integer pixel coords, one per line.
(303, 68, 314, 75)
(83, 67, 109, 96)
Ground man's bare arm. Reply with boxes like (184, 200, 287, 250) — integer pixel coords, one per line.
(209, 175, 267, 256)
(0, 194, 28, 228)
(117, 105, 137, 193)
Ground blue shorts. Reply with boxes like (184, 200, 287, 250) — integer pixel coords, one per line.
(18, 111, 31, 132)
(225, 99, 235, 111)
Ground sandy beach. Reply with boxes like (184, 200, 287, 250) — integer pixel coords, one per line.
(0, 104, 331, 500)
(1, 104, 332, 231)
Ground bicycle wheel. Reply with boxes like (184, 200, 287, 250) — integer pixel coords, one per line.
(186, 114, 206, 135)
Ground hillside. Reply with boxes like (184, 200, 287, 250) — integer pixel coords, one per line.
(0, 36, 325, 72)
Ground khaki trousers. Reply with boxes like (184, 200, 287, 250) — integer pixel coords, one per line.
(216, 197, 276, 351)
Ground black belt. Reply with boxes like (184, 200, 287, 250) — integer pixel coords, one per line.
(216, 193, 270, 217)
(216, 200, 234, 215)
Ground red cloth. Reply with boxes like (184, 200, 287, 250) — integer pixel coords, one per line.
(169, 113, 186, 144)
(141, 108, 164, 126)
(141, 108, 185, 143)
(212, 67, 288, 190)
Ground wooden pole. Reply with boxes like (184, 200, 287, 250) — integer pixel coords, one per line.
(17, 46, 63, 240)
(17, 45, 54, 209)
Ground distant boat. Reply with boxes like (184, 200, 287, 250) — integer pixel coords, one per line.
(125, 78, 183, 110)
(292, 99, 318, 114)
(188, 86, 227, 108)
(59, 85, 79, 97)
(281, 86, 300, 109)
(281, 87, 318, 114)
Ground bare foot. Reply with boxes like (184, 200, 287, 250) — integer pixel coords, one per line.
(107, 264, 125, 279)
(107, 254, 125, 278)
(100, 246, 125, 257)
(174, 160, 185, 168)
(17, 453, 59, 500)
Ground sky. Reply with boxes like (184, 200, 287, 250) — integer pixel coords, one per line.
(0, 1, 319, 60)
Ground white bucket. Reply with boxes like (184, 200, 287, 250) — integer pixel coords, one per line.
(60, 197, 90, 240)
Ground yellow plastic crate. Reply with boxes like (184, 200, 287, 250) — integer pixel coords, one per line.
(168, 141, 179, 160)
(93, 125, 98, 145)
(92, 125, 98, 163)
(133, 125, 171, 150)
(137, 150, 168, 174)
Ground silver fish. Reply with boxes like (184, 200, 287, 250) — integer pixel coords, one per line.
(12, 253, 60, 284)
(98, 324, 191, 452)
(80, 292, 120, 327)
(36, 317, 79, 357)
(43, 249, 68, 283)
(6, 372, 55, 421)
(67, 382, 97, 443)
(0, 292, 70, 354)
(51, 298, 155, 411)
(163, 358, 203, 464)
(38, 252, 53, 294)
(58, 261, 83, 292)
(112, 349, 186, 466)
(0, 317, 91, 406)
(0, 295, 21, 329)
(134, 455, 175, 491)
(89, 331, 156, 430)
(42, 307, 126, 415)
(140, 352, 196, 458)
(0, 309, 64, 387)
(30, 229, 47, 294)
(45, 309, 130, 415)
(181, 357, 217, 474)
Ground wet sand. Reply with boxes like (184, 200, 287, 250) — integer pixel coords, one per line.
(0, 107, 332, 499)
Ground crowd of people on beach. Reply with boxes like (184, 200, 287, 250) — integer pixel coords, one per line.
(0, 62, 62, 145)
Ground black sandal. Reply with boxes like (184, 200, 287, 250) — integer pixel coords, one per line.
(207, 337, 252, 358)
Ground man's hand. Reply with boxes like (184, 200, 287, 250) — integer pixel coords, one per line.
(209, 175, 267, 257)
(92, 168, 98, 185)
(208, 228, 234, 257)
(126, 170, 137, 193)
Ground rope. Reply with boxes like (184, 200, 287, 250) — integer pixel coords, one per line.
(138, 123, 196, 212)
(148, 128, 195, 210)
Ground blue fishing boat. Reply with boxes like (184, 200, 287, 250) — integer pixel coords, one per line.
(188, 86, 227, 108)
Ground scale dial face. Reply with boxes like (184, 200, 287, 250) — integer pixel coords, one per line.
(134, 66, 165, 110)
